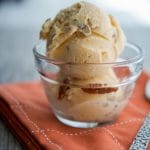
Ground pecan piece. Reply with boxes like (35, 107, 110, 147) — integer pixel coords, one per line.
(82, 83, 118, 94)
(58, 78, 70, 100)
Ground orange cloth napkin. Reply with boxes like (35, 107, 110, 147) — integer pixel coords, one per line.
(0, 72, 150, 150)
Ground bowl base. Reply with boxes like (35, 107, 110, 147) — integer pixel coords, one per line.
(55, 112, 114, 128)
(55, 113, 98, 128)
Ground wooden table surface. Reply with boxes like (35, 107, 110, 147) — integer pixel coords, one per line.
(0, 25, 150, 149)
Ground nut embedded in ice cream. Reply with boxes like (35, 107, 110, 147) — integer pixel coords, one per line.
(40, 1, 126, 63)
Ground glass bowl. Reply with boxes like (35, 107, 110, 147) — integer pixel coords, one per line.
(33, 41, 143, 128)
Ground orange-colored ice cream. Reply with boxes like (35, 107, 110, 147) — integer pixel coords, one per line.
(40, 1, 127, 122)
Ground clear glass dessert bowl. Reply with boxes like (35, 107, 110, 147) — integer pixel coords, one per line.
(33, 41, 143, 128)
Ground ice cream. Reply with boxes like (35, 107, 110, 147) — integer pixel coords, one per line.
(43, 69, 128, 122)
(40, 1, 125, 63)
(40, 1, 126, 123)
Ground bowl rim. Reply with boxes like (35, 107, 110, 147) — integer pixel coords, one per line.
(33, 41, 144, 66)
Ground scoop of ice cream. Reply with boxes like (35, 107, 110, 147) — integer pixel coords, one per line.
(40, 1, 126, 63)
(43, 69, 126, 122)
(48, 33, 118, 63)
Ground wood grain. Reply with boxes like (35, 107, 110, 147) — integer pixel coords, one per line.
(0, 121, 22, 150)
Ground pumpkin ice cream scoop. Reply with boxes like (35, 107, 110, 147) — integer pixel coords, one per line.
(40, 1, 126, 63)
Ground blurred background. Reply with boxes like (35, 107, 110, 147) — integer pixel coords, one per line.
(0, 0, 150, 83)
